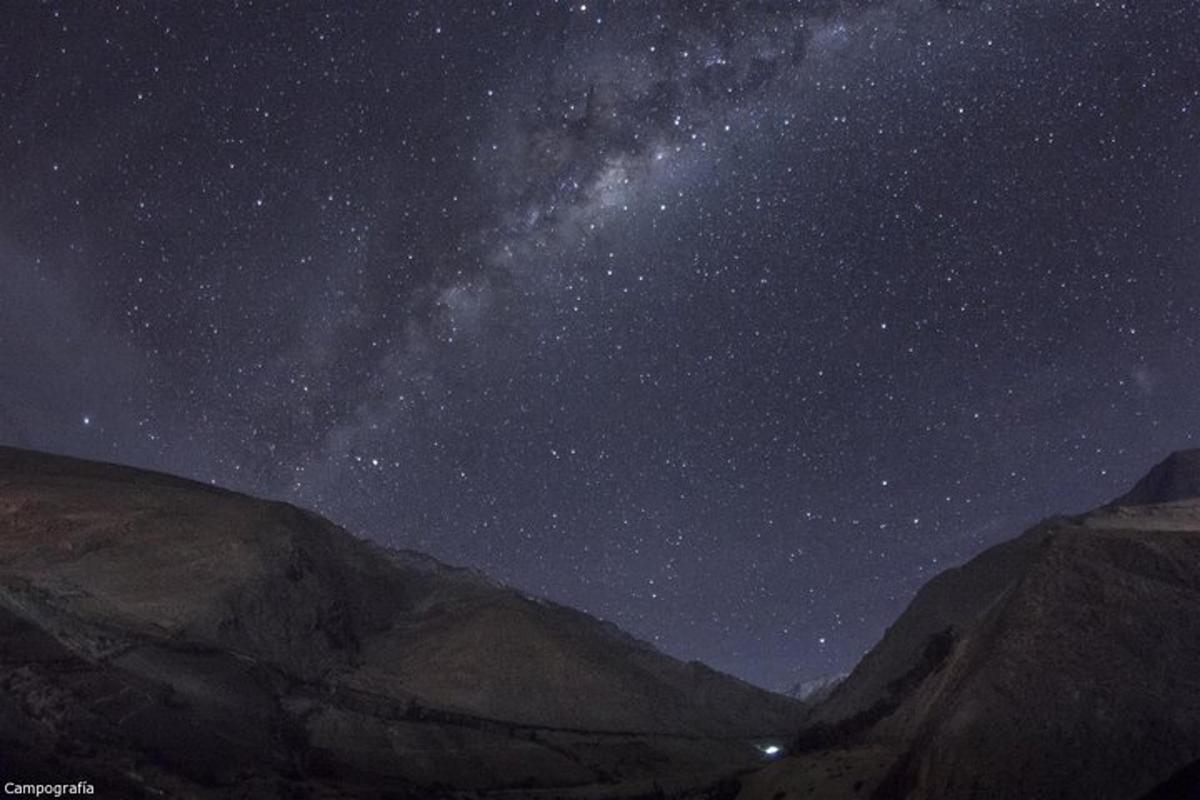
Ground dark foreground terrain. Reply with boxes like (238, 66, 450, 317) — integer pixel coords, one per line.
(0, 446, 799, 798)
(739, 450, 1200, 800)
(5, 446, 1200, 800)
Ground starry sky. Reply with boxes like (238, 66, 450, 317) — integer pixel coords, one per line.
(2, 1, 1199, 691)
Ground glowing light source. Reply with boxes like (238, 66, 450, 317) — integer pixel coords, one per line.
(758, 743, 784, 758)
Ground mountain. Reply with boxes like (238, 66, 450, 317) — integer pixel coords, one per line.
(1111, 448, 1200, 507)
(739, 449, 1200, 800)
(784, 673, 847, 705)
(0, 446, 801, 798)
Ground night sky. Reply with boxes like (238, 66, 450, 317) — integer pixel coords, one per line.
(2, 1, 1198, 691)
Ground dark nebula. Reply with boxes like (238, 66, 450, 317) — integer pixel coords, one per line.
(1, 1, 1197, 689)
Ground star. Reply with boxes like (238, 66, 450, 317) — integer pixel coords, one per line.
(2, 0, 1195, 693)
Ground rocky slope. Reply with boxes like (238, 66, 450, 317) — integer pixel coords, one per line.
(740, 450, 1200, 800)
(0, 446, 800, 798)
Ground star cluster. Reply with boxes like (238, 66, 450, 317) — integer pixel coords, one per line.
(2, 1, 1198, 689)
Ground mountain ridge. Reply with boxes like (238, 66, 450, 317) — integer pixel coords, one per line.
(739, 450, 1200, 800)
(0, 444, 799, 797)
(1109, 447, 1200, 508)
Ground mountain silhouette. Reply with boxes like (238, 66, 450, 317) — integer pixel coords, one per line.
(0, 446, 799, 798)
(739, 450, 1200, 800)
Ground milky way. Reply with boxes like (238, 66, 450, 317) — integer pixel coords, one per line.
(2, 1, 1199, 689)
